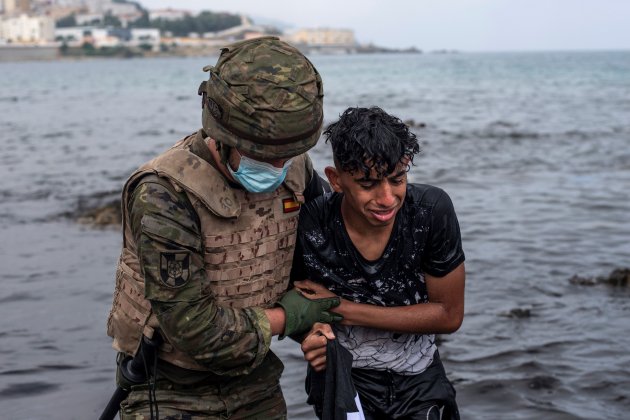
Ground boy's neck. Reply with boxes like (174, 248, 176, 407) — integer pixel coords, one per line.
(340, 198, 397, 262)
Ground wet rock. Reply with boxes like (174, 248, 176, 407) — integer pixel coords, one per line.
(528, 375, 558, 390)
(477, 381, 504, 394)
(569, 268, 630, 287)
(568, 274, 597, 286)
(0, 381, 60, 397)
(73, 191, 122, 227)
(76, 200, 121, 226)
(500, 307, 532, 318)
(403, 119, 427, 129)
(597, 268, 630, 287)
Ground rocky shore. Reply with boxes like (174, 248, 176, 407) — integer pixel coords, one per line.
(73, 191, 122, 227)
(569, 268, 630, 287)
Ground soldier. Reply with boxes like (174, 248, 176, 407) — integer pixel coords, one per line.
(106, 37, 340, 419)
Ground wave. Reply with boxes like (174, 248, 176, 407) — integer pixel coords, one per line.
(0, 382, 60, 399)
(437, 121, 629, 142)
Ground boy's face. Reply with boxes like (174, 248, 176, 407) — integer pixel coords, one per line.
(325, 161, 408, 228)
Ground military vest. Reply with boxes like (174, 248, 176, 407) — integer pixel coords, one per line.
(107, 132, 309, 370)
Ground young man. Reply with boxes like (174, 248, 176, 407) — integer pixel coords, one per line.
(293, 107, 465, 419)
(105, 37, 340, 419)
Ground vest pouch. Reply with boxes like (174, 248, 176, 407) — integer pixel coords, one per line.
(107, 253, 153, 356)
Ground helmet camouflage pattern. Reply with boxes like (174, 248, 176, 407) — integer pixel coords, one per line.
(199, 36, 324, 159)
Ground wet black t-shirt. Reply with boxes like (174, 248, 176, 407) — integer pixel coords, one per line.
(293, 183, 465, 307)
(292, 183, 465, 373)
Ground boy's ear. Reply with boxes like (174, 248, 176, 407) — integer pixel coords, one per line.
(324, 166, 343, 193)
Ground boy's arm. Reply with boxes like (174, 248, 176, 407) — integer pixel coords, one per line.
(295, 262, 465, 334)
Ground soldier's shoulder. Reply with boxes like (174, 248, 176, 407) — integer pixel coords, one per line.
(129, 174, 197, 223)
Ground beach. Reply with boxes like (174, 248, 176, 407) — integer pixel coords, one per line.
(1, 51, 629, 419)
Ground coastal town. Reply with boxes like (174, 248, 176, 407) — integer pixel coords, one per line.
(0, 0, 418, 60)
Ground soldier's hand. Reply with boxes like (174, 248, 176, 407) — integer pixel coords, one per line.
(301, 323, 335, 372)
(277, 289, 343, 339)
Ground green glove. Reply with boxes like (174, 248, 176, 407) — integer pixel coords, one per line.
(277, 289, 343, 339)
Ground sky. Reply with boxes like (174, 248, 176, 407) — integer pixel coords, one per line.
(139, 0, 630, 52)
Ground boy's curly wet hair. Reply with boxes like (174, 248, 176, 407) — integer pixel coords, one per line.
(324, 107, 420, 178)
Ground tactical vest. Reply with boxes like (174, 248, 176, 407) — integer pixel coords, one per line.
(107, 132, 308, 371)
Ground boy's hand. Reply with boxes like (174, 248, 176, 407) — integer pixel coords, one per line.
(301, 322, 336, 372)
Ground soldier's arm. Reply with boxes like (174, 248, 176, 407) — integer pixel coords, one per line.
(128, 176, 273, 376)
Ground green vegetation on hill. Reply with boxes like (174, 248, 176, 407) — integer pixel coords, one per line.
(144, 12, 241, 36)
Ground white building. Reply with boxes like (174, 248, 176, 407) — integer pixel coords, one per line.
(54, 26, 160, 50)
(103, 3, 138, 16)
(0, 13, 54, 43)
(2, 0, 16, 14)
(2, 0, 32, 15)
(72, 2, 142, 27)
(74, 12, 102, 26)
(149, 8, 190, 21)
(0, 0, 31, 16)
(129, 28, 160, 51)
(55, 26, 114, 47)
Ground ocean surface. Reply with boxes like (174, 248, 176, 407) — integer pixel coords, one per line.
(1, 51, 629, 419)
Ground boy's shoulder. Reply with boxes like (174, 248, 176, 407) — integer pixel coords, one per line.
(299, 191, 340, 226)
(405, 183, 447, 206)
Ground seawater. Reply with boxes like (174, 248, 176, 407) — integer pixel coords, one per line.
(1, 51, 629, 419)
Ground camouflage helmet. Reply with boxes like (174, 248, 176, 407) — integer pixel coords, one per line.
(198, 36, 324, 160)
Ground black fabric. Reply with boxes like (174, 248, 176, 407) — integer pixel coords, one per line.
(352, 352, 460, 420)
(292, 184, 465, 306)
(303, 169, 331, 201)
(306, 339, 359, 420)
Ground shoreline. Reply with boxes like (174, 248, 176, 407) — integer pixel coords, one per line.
(0, 43, 424, 62)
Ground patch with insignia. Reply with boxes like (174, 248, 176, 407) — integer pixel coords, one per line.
(282, 197, 300, 213)
(159, 252, 190, 287)
(206, 98, 223, 120)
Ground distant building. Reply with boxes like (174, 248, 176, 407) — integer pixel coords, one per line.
(0, 13, 54, 43)
(55, 26, 110, 46)
(203, 20, 280, 44)
(55, 1, 142, 27)
(149, 8, 190, 22)
(74, 12, 102, 26)
(45, 6, 85, 22)
(54, 26, 161, 51)
(286, 28, 356, 47)
(79, 0, 123, 15)
(128, 27, 160, 51)
(2, 0, 31, 15)
(1, 0, 15, 14)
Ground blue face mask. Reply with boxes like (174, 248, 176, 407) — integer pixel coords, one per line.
(228, 155, 293, 193)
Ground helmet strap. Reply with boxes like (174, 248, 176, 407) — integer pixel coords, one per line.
(215, 140, 232, 166)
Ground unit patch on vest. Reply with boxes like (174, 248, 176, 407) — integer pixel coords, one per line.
(282, 197, 300, 213)
(160, 252, 190, 287)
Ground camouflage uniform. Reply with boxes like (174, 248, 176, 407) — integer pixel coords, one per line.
(106, 37, 325, 419)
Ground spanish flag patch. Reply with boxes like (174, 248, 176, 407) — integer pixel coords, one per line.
(282, 197, 301, 213)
